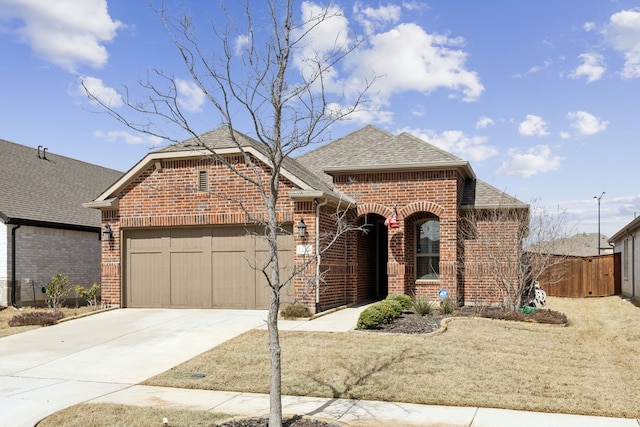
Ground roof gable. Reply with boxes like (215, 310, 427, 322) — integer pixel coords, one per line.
(88, 126, 347, 206)
(0, 138, 123, 228)
(297, 125, 474, 179)
(460, 179, 528, 209)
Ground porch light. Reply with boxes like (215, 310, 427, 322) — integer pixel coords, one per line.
(297, 219, 307, 238)
(102, 224, 113, 241)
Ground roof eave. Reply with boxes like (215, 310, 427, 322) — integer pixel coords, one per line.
(289, 189, 356, 207)
(323, 161, 476, 180)
(609, 215, 640, 243)
(82, 197, 119, 210)
(90, 146, 315, 204)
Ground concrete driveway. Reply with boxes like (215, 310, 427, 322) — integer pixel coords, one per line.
(0, 308, 269, 427)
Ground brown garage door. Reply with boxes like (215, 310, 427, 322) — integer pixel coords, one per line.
(125, 225, 294, 308)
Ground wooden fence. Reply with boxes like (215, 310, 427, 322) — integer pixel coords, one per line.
(539, 253, 621, 298)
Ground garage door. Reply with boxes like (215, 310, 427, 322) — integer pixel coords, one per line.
(124, 225, 294, 309)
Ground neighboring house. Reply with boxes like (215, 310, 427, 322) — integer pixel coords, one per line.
(85, 125, 528, 312)
(527, 233, 613, 257)
(609, 216, 640, 300)
(0, 139, 122, 307)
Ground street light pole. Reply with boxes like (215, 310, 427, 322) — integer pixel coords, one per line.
(594, 192, 605, 255)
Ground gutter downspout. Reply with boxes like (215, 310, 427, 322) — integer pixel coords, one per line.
(626, 229, 636, 300)
(11, 224, 21, 308)
(315, 198, 328, 313)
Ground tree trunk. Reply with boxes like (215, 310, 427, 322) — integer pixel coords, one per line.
(268, 291, 282, 426)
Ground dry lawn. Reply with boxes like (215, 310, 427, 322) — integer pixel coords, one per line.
(36, 403, 230, 427)
(0, 306, 101, 338)
(145, 297, 640, 418)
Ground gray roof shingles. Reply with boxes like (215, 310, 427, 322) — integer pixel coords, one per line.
(132, 125, 525, 210)
(0, 139, 123, 228)
(297, 125, 525, 209)
(156, 126, 340, 197)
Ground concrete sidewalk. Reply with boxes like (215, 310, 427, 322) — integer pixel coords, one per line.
(91, 385, 640, 427)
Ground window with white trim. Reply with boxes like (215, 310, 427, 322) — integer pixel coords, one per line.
(416, 219, 440, 280)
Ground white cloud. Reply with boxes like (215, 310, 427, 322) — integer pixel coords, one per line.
(401, 127, 498, 162)
(234, 34, 250, 56)
(0, 0, 122, 72)
(583, 22, 596, 32)
(345, 23, 484, 103)
(176, 78, 206, 113)
(602, 9, 640, 78)
(294, 2, 483, 125)
(353, 2, 401, 36)
(518, 115, 549, 137)
(529, 58, 553, 74)
(497, 145, 562, 178)
(93, 130, 163, 146)
(569, 52, 606, 83)
(475, 116, 494, 129)
(79, 76, 123, 108)
(567, 111, 608, 135)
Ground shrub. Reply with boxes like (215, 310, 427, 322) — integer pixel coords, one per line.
(357, 305, 387, 329)
(529, 309, 567, 325)
(43, 274, 73, 312)
(378, 299, 403, 319)
(280, 303, 312, 319)
(480, 308, 567, 325)
(386, 293, 412, 310)
(9, 311, 63, 327)
(411, 295, 435, 316)
(75, 284, 101, 309)
(356, 300, 403, 329)
(439, 298, 456, 315)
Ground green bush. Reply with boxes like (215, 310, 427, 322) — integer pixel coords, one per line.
(75, 283, 101, 308)
(356, 306, 387, 329)
(43, 274, 73, 312)
(357, 300, 403, 329)
(9, 311, 63, 327)
(385, 293, 412, 310)
(439, 298, 456, 315)
(280, 303, 312, 319)
(411, 295, 435, 316)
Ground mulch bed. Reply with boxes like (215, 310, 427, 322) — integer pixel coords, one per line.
(375, 308, 478, 334)
(215, 415, 341, 427)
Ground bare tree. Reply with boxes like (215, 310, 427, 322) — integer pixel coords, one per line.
(83, 1, 371, 425)
(459, 201, 573, 311)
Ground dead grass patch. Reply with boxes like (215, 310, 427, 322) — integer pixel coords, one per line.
(145, 297, 640, 418)
(0, 306, 103, 338)
(36, 403, 230, 427)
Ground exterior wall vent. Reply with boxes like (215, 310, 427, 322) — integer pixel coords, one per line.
(198, 170, 208, 192)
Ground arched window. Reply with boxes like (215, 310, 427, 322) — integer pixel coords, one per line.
(416, 219, 440, 280)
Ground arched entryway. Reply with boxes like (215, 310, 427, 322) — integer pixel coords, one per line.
(356, 213, 388, 300)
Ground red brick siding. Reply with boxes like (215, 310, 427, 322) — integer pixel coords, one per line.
(334, 170, 460, 303)
(101, 155, 299, 306)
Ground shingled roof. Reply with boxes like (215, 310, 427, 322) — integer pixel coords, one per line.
(155, 126, 341, 198)
(0, 139, 123, 229)
(297, 125, 526, 209)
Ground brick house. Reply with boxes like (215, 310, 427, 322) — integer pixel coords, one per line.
(0, 139, 122, 307)
(85, 125, 528, 312)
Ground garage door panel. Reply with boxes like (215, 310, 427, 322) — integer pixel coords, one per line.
(170, 252, 211, 308)
(126, 224, 294, 309)
(211, 250, 254, 308)
(128, 252, 170, 307)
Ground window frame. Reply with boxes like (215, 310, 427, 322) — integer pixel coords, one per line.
(415, 218, 440, 281)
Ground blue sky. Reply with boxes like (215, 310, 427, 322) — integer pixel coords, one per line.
(1, 1, 639, 238)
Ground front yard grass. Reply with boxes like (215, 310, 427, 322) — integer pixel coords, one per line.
(143, 296, 640, 419)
